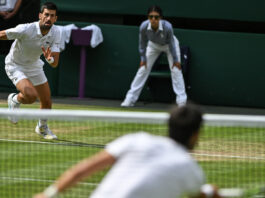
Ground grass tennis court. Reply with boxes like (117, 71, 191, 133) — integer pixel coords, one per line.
(0, 101, 264, 197)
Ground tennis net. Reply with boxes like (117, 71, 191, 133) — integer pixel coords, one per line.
(0, 108, 264, 198)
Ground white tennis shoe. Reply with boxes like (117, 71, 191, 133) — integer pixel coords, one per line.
(35, 124, 58, 140)
(7, 93, 20, 124)
(121, 99, 134, 107)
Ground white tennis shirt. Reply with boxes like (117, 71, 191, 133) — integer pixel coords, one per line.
(91, 132, 204, 198)
(5, 22, 60, 72)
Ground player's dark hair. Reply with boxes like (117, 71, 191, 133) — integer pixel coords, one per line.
(147, 5, 163, 17)
(40, 2, 58, 14)
(168, 104, 202, 149)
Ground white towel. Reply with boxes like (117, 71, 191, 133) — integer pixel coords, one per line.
(81, 24, 103, 48)
(56, 24, 78, 51)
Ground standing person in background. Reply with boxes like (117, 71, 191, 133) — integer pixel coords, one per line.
(0, 0, 22, 21)
(121, 5, 187, 107)
(0, 0, 23, 54)
(34, 104, 220, 198)
(0, 2, 60, 140)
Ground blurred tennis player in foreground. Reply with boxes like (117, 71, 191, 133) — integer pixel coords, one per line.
(34, 104, 220, 198)
(0, 2, 60, 140)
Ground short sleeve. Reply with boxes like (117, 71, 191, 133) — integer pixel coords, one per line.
(5, 24, 28, 40)
(106, 134, 135, 158)
(51, 27, 61, 52)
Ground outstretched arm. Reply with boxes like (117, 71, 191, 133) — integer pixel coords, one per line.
(34, 150, 116, 198)
(0, 30, 8, 40)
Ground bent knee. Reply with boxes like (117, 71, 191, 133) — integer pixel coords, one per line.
(23, 88, 38, 103)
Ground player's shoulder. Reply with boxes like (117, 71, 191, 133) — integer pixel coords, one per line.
(9, 22, 37, 36)
(122, 132, 151, 141)
(161, 19, 173, 29)
(51, 24, 60, 33)
(140, 20, 149, 30)
(119, 132, 155, 145)
(133, 132, 173, 148)
(13, 22, 36, 30)
(50, 25, 61, 38)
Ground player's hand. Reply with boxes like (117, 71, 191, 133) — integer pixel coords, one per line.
(140, 61, 146, 68)
(3, 12, 15, 20)
(201, 184, 222, 198)
(33, 193, 47, 198)
(0, 11, 8, 17)
(172, 62, 181, 70)
(42, 46, 52, 62)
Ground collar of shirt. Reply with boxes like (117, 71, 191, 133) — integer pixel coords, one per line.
(147, 20, 163, 32)
(35, 21, 53, 38)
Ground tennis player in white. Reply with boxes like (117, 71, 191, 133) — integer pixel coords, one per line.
(34, 104, 220, 198)
(0, 2, 60, 140)
(121, 5, 187, 107)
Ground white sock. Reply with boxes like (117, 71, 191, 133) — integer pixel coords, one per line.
(12, 94, 20, 104)
(39, 119, 47, 127)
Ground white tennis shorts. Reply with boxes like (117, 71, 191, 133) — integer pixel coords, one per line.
(5, 64, 47, 86)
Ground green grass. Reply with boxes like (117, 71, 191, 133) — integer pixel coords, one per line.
(0, 100, 264, 197)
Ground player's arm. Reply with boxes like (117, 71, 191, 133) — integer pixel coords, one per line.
(33, 150, 116, 198)
(167, 26, 181, 69)
(0, 30, 8, 40)
(139, 24, 148, 67)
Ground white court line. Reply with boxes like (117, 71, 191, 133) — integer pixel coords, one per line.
(0, 138, 102, 147)
(0, 176, 98, 186)
(192, 153, 265, 160)
(1, 138, 264, 160)
(0, 138, 60, 145)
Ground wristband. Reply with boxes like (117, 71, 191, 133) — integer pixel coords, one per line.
(201, 184, 214, 198)
(46, 57, 54, 64)
(43, 185, 58, 198)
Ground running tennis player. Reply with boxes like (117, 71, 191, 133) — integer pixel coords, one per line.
(0, 2, 60, 139)
(34, 104, 220, 198)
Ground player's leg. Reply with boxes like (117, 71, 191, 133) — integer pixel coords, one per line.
(166, 37, 187, 106)
(34, 79, 57, 140)
(6, 66, 38, 123)
(23, 72, 57, 140)
(16, 79, 38, 104)
(34, 81, 52, 110)
(121, 41, 161, 107)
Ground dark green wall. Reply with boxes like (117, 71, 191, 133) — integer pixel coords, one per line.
(54, 22, 265, 107)
(41, 0, 265, 22)
(176, 30, 265, 107)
